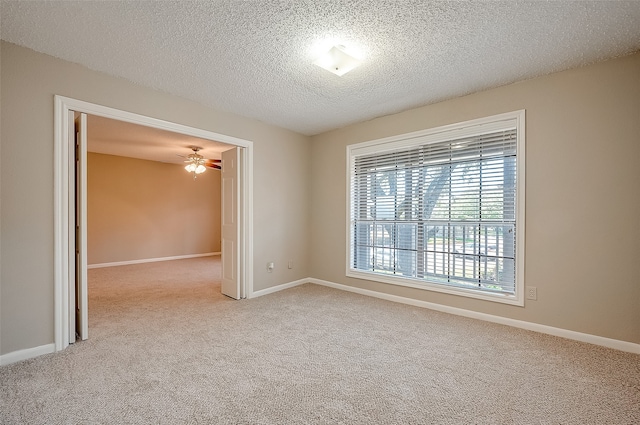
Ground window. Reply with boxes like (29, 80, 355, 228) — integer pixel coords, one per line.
(347, 111, 525, 305)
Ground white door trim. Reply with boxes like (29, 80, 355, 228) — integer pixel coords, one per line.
(53, 95, 254, 352)
(221, 147, 242, 299)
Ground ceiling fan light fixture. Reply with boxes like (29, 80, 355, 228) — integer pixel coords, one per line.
(314, 45, 361, 76)
(184, 146, 208, 178)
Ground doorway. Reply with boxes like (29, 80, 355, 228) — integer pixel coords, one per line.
(54, 96, 254, 351)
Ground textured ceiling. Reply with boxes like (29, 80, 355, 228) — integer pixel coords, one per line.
(2, 0, 640, 137)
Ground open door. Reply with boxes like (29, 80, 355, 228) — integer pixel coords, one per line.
(70, 112, 88, 341)
(221, 146, 241, 299)
(55, 96, 255, 352)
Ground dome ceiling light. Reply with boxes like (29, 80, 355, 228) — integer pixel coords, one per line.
(313, 45, 361, 76)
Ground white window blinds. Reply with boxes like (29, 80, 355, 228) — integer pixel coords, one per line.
(349, 114, 523, 299)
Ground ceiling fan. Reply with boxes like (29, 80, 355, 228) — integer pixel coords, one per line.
(179, 146, 221, 178)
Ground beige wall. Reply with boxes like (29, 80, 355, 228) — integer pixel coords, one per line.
(0, 42, 311, 355)
(310, 52, 640, 344)
(87, 153, 221, 265)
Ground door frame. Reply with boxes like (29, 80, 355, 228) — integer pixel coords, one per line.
(53, 95, 254, 352)
(71, 112, 88, 342)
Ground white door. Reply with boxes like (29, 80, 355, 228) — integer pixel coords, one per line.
(221, 147, 241, 299)
(73, 112, 88, 340)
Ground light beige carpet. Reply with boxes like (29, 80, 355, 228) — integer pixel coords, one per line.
(1, 257, 638, 424)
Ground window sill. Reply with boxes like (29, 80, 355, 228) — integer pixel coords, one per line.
(346, 269, 524, 306)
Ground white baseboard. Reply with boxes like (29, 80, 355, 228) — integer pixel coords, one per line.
(249, 278, 308, 299)
(0, 343, 56, 366)
(309, 278, 640, 355)
(88, 252, 221, 269)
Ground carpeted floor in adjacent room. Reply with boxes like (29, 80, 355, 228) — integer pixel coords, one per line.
(1, 257, 638, 424)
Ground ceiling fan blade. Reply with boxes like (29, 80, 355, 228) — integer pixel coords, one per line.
(206, 164, 222, 170)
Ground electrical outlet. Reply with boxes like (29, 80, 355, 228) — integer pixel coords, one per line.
(526, 286, 537, 300)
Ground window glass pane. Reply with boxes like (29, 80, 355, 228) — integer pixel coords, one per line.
(351, 120, 520, 298)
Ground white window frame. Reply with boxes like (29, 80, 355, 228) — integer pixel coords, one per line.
(346, 110, 525, 306)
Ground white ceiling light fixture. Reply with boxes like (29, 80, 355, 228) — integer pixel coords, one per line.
(314, 45, 361, 76)
(180, 146, 222, 179)
(184, 146, 207, 178)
